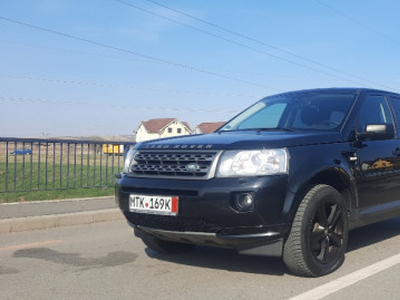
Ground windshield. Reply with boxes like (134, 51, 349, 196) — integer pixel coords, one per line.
(220, 92, 356, 132)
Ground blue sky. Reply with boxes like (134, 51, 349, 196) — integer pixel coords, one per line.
(1, 0, 400, 137)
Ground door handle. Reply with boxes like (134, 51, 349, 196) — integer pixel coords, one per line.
(393, 148, 400, 156)
(342, 151, 357, 162)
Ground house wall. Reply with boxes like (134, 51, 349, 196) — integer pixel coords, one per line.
(135, 120, 191, 142)
(161, 121, 191, 139)
(193, 127, 203, 134)
(135, 124, 160, 142)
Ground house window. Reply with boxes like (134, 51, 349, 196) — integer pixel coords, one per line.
(177, 128, 182, 134)
(168, 128, 172, 133)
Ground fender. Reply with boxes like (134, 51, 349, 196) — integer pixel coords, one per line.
(282, 142, 358, 224)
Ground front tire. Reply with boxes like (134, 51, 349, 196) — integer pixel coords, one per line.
(283, 184, 349, 277)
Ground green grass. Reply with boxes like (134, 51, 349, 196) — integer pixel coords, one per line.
(0, 187, 115, 203)
(0, 157, 121, 203)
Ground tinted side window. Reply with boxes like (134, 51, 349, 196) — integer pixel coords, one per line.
(357, 95, 393, 132)
(389, 96, 400, 124)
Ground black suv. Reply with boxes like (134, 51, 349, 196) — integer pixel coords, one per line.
(115, 88, 400, 277)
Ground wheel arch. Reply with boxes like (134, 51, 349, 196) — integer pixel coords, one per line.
(307, 168, 355, 210)
(285, 166, 357, 224)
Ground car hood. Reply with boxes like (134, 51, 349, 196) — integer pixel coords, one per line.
(138, 130, 343, 150)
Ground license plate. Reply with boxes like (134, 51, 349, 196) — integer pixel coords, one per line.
(129, 194, 179, 216)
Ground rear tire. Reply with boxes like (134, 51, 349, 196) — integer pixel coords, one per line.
(283, 184, 348, 277)
(140, 234, 195, 254)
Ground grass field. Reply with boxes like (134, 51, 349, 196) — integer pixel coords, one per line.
(0, 154, 122, 203)
(0, 188, 115, 203)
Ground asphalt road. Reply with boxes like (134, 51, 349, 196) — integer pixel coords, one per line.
(1, 218, 400, 300)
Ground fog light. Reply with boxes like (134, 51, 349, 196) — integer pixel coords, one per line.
(235, 193, 254, 212)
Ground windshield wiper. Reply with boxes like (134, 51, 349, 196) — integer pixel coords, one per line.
(257, 127, 297, 132)
(219, 127, 297, 133)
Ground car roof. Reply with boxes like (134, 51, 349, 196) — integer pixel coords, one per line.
(267, 88, 400, 98)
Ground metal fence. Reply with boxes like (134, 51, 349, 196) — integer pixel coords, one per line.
(0, 137, 135, 193)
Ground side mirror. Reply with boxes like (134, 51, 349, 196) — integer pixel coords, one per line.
(357, 124, 394, 140)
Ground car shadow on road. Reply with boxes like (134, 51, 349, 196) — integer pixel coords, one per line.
(145, 246, 286, 276)
(346, 216, 400, 253)
(144, 216, 400, 276)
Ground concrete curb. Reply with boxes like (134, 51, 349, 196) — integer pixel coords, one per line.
(0, 209, 125, 234)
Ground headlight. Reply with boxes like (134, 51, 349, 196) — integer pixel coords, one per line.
(123, 147, 138, 173)
(216, 148, 289, 177)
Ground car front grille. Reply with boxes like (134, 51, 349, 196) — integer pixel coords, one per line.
(129, 150, 221, 179)
(125, 212, 223, 233)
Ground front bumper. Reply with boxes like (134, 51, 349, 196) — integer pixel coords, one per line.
(133, 224, 285, 256)
(116, 174, 291, 256)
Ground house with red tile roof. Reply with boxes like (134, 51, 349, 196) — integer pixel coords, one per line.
(193, 122, 226, 134)
(135, 118, 192, 142)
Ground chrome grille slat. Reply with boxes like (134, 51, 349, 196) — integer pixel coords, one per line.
(130, 150, 220, 179)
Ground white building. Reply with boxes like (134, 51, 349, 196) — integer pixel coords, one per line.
(135, 118, 192, 142)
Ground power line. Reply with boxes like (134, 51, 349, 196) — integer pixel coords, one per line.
(0, 39, 305, 81)
(134, 0, 395, 90)
(116, 0, 364, 86)
(0, 39, 156, 63)
(0, 39, 267, 78)
(1, 74, 259, 98)
(0, 16, 279, 91)
(0, 95, 241, 114)
(315, 0, 400, 46)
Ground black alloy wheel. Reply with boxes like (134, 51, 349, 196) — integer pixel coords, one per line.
(309, 199, 346, 265)
(283, 184, 349, 277)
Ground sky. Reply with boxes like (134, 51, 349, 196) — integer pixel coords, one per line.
(1, 0, 400, 138)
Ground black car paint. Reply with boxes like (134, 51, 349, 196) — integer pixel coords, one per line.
(115, 88, 400, 259)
